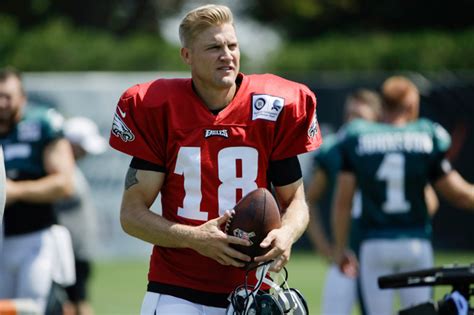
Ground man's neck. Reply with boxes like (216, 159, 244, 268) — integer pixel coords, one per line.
(383, 112, 410, 126)
(192, 80, 238, 111)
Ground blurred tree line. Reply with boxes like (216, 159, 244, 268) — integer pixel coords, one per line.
(1, 0, 474, 71)
(3, 0, 474, 38)
(249, 0, 474, 38)
(0, 0, 182, 36)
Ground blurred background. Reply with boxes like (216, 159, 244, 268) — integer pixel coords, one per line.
(2, 0, 474, 72)
(1, 0, 473, 312)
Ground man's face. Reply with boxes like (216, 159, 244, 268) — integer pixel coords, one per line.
(182, 23, 240, 90)
(345, 100, 378, 122)
(0, 76, 25, 134)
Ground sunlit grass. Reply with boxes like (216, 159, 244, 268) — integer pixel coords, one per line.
(90, 250, 473, 315)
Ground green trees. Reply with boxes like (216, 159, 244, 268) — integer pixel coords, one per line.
(1, 0, 473, 71)
(269, 29, 474, 72)
(0, 17, 186, 71)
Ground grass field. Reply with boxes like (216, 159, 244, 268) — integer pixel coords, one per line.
(90, 251, 473, 314)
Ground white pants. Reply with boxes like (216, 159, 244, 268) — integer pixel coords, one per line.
(0, 226, 75, 314)
(141, 292, 226, 315)
(360, 238, 433, 315)
(321, 264, 358, 315)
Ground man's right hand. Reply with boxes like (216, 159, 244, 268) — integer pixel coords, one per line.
(334, 249, 359, 278)
(191, 210, 252, 268)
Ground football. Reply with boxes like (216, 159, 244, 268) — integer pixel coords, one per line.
(225, 188, 281, 269)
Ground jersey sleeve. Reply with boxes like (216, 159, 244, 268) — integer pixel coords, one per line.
(428, 121, 453, 181)
(268, 156, 302, 186)
(339, 142, 354, 173)
(313, 148, 329, 175)
(432, 122, 451, 153)
(42, 108, 65, 143)
(109, 84, 166, 166)
(312, 134, 337, 173)
(337, 124, 356, 173)
(270, 86, 322, 160)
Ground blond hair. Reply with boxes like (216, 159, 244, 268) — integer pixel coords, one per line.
(345, 89, 382, 119)
(382, 76, 419, 112)
(179, 4, 234, 47)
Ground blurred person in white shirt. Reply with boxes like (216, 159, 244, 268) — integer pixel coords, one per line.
(56, 116, 107, 315)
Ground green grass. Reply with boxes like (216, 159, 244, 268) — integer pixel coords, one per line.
(89, 260, 148, 314)
(89, 251, 473, 315)
(286, 251, 474, 314)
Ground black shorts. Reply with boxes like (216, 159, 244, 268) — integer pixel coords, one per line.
(65, 259, 92, 302)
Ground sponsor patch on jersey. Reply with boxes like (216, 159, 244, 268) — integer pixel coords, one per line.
(17, 121, 41, 142)
(308, 112, 319, 138)
(111, 112, 135, 142)
(251, 94, 285, 122)
(204, 129, 229, 138)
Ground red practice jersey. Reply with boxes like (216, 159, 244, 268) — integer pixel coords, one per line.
(109, 73, 322, 295)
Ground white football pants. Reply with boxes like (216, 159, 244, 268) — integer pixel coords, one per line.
(321, 264, 358, 315)
(141, 292, 226, 315)
(0, 226, 75, 314)
(360, 238, 433, 315)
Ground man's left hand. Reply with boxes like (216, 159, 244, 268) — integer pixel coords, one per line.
(253, 227, 294, 272)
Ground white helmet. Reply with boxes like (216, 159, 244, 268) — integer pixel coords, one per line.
(226, 262, 308, 315)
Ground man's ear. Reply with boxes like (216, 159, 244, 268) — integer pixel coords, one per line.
(180, 47, 192, 65)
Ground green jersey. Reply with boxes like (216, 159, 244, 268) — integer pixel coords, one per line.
(312, 133, 339, 237)
(313, 131, 363, 253)
(0, 106, 64, 235)
(339, 118, 451, 240)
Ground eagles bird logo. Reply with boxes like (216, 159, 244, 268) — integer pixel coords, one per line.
(112, 113, 135, 142)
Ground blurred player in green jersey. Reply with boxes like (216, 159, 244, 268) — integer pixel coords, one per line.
(0, 67, 76, 314)
(332, 76, 474, 315)
(307, 89, 381, 315)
